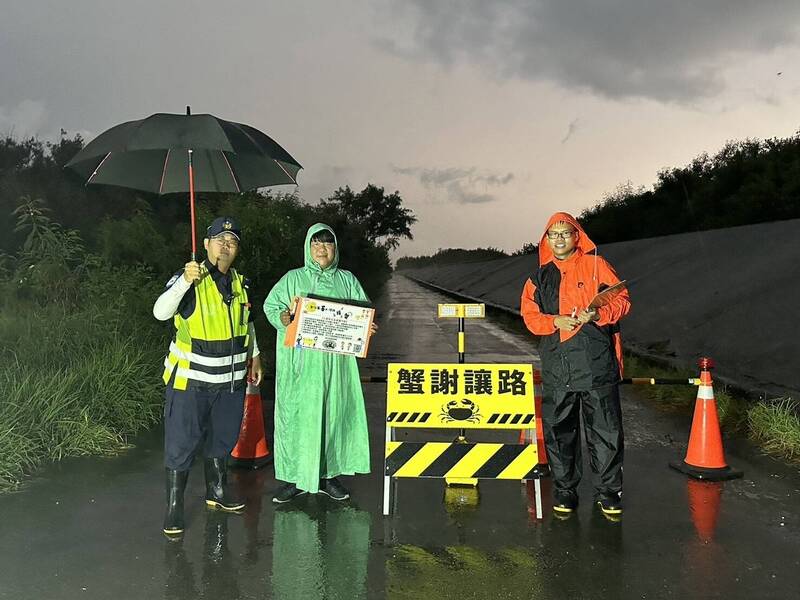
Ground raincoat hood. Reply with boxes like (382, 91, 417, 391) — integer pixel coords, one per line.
(538, 212, 596, 266)
(304, 223, 339, 272)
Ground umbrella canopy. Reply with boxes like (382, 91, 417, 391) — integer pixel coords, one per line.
(66, 112, 302, 194)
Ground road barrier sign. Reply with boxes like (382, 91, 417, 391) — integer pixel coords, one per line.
(387, 363, 535, 429)
(383, 362, 545, 516)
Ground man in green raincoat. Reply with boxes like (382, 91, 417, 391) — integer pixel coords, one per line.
(264, 223, 376, 503)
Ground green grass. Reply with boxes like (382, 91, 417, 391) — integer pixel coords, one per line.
(748, 398, 800, 462)
(625, 353, 718, 408)
(0, 302, 164, 492)
(0, 205, 200, 492)
(624, 352, 800, 464)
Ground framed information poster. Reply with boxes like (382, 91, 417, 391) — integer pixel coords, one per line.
(283, 297, 375, 358)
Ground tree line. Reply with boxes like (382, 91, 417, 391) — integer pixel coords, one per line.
(395, 247, 513, 270)
(0, 132, 415, 490)
(397, 130, 800, 268)
(0, 134, 416, 301)
(579, 133, 800, 243)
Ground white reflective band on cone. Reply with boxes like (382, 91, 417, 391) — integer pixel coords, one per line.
(697, 385, 715, 400)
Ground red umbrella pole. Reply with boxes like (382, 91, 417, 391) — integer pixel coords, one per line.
(188, 148, 197, 261)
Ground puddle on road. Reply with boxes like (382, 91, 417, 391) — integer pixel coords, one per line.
(163, 501, 372, 600)
(385, 512, 627, 600)
(271, 505, 370, 600)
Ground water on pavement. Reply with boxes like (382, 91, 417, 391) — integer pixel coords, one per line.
(1, 275, 798, 599)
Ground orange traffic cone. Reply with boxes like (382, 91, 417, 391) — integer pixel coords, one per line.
(669, 358, 742, 480)
(230, 381, 271, 469)
(687, 480, 723, 543)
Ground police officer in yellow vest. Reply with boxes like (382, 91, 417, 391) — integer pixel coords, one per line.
(153, 216, 263, 536)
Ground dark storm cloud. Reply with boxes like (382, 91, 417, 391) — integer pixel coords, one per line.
(378, 0, 800, 102)
(561, 118, 580, 144)
(447, 185, 495, 204)
(393, 165, 514, 204)
(298, 165, 356, 204)
(481, 172, 514, 185)
(394, 166, 473, 186)
(0, 1, 354, 139)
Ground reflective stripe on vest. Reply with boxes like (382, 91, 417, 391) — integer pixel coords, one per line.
(167, 341, 248, 367)
(162, 269, 250, 390)
(164, 356, 248, 385)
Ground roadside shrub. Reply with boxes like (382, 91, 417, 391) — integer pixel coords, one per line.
(0, 201, 164, 491)
(748, 398, 800, 463)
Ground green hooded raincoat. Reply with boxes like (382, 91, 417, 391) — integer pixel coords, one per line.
(264, 223, 371, 493)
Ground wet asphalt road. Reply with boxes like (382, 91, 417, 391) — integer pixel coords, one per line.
(1, 275, 799, 599)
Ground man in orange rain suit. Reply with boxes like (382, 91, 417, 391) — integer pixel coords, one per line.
(521, 212, 631, 518)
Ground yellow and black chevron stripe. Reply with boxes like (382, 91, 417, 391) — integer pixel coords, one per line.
(387, 412, 535, 425)
(387, 411, 432, 424)
(486, 413, 535, 425)
(385, 442, 544, 480)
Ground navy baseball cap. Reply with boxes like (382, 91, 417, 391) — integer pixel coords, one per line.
(206, 216, 241, 241)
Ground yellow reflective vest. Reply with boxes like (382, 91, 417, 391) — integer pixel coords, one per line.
(162, 269, 250, 391)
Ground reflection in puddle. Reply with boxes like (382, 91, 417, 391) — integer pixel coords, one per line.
(271, 505, 370, 600)
(230, 468, 269, 565)
(163, 511, 242, 600)
(201, 512, 242, 598)
(388, 544, 546, 599)
(388, 509, 623, 599)
(163, 538, 197, 600)
(682, 481, 731, 597)
(687, 479, 723, 543)
(162, 470, 369, 600)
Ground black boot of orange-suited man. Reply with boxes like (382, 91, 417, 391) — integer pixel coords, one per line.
(204, 457, 245, 512)
(163, 469, 188, 536)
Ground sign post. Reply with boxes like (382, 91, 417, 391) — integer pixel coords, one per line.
(437, 303, 486, 486)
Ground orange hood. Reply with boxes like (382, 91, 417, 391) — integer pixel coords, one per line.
(538, 212, 596, 266)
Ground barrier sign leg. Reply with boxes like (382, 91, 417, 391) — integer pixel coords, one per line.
(533, 479, 543, 519)
(383, 424, 393, 516)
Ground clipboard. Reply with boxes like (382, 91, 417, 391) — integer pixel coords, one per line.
(587, 280, 627, 310)
(283, 296, 375, 358)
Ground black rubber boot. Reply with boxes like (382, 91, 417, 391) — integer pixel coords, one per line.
(163, 469, 189, 536)
(596, 492, 623, 518)
(204, 457, 245, 512)
(553, 489, 579, 514)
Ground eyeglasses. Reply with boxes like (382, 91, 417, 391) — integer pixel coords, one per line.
(211, 236, 239, 248)
(546, 230, 576, 240)
(310, 241, 336, 249)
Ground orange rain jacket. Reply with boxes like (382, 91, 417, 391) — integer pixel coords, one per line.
(520, 212, 630, 390)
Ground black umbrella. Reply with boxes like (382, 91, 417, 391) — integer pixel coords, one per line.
(66, 107, 302, 258)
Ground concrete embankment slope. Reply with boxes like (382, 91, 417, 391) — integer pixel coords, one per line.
(401, 218, 800, 397)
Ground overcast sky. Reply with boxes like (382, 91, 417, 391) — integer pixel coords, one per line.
(2, 1, 800, 257)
